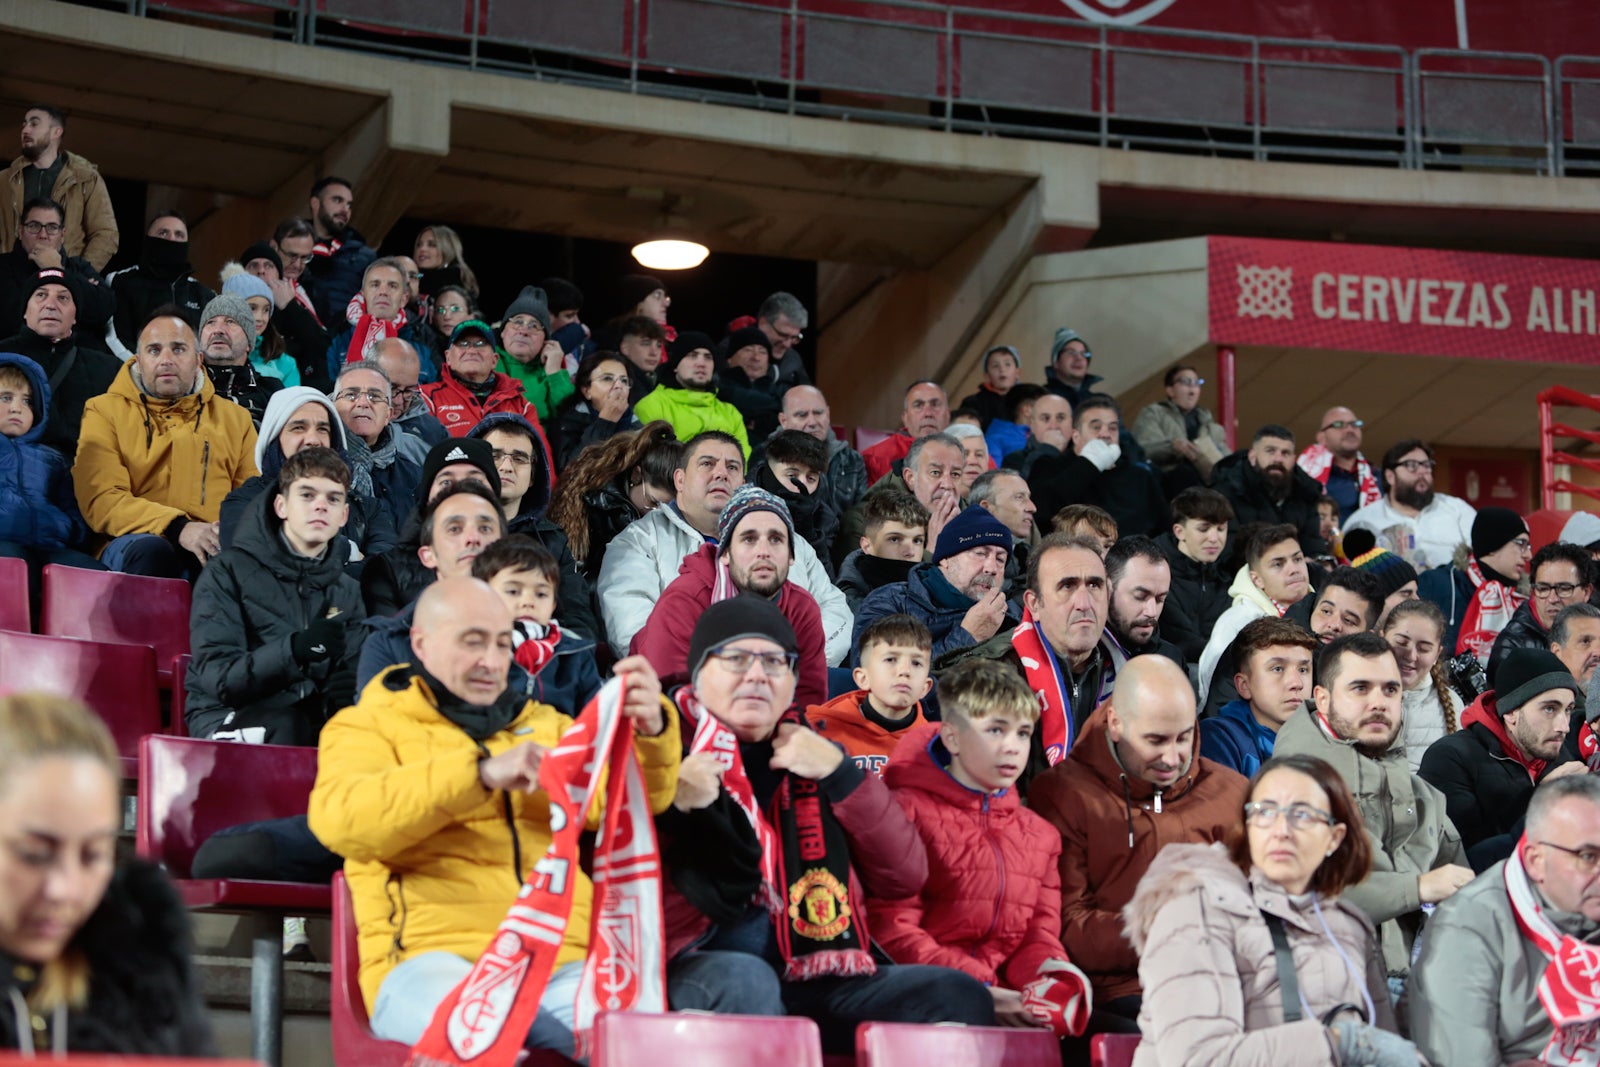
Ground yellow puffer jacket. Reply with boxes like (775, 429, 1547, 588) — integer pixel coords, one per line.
(72, 360, 258, 543)
(308, 667, 681, 1009)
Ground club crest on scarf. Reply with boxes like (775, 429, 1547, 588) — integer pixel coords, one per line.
(1012, 608, 1075, 766)
(1506, 837, 1600, 1066)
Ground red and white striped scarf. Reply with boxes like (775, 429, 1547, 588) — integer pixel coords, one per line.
(1297, 443, 1380, 508)
(1506, 838, 1600, 1066)
(344, 293, 407, 365)
(1457, 557, 1526, 665)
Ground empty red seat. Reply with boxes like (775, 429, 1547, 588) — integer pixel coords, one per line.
(594, 1011, 823, 1067)
(858, 1021, 1061, 1066)
(0, 629, 160, 776)
(0, 556, 27, 633)
(854, 426, 896, 453)
(1090, 1033, 1141, 1067)
(41, 564, 192, 685)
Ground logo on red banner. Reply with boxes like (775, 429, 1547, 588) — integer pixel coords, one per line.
(1055, 0, 1179, 26)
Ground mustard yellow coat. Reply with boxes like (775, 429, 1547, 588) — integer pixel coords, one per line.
(308, 667, 681, 1008)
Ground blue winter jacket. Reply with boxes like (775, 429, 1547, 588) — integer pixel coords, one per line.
(325, 320, 438, 385)
(0, 352, 89, 550)
(1198, 699, 1280, 778)
(850, 561, 1021, 667)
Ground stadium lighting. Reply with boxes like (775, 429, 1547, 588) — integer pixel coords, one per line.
(631, 239, 709, 271)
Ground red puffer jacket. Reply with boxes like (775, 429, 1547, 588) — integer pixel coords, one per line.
(872, 722, 1071, 989)
(422, 365, 546, 439)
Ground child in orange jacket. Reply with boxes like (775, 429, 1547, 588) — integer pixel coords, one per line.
(807, 614, 932, 776)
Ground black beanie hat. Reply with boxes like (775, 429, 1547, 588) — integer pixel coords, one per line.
(1493, 647, 1578, 714)
(23, 266, 76, 307)
(618, 274, 666, 314)
(687, 596, 798, 682)
(1472, 507, 1528, 559)
(418, 437, 501, 505)
(667, 330, 716, 375)
(724, 326, 772, 360)
(239, 241, 283, 277)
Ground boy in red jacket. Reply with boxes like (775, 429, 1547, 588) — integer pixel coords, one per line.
(807, 613, 933, 775)
(873, 657, 1092, 1038)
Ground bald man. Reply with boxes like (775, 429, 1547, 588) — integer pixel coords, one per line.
(1298, 404, 1380, 523)
(375, 336, 449, 449)
(309, 577, 681, 1060)
(1028, 656, 1247, 1036)
(772, 384, 868, 515)
(862, 380, 951, 485)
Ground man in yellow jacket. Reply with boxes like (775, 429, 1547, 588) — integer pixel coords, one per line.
(72, 307, 258, 578)
(309, 576, 680, 1060)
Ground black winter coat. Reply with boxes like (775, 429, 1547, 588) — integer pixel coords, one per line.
(0, 860, 213, 1056)
(1418, 717, 1539, 853)
(836, 549, 916, 613)
(203, 362, 281, 427)
(957, 385, 1008, 429)
(269, 299, 332, 393)
(0, 248, 115, 341)
(718, 365, 786, 443)
(301, 227, 376, 327)
(0, 327, 121, 462)
(185, 490, 365, 743)
(1210, 450, 1331, 558)
(1028, 448, 1169, 539)
(551, 395, 640, 471)
(1157, 530, 1232, 664)
(1486, 601, 1550, 685)
(578, 480, 644, 582)
(219, 474, 398, 566)
(106, 263, 214, 353)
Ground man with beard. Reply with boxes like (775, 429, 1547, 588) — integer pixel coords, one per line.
(633, 486, 828, 707)
(105, 213, 215, 357)
(301, 176, 376, 327)
(862, 380, 951, 485)
(1298, 405, 1381, 524)
(1422, 648, 1584, 868)
(0, 266, 119, 461)
(1211, 424, 1330, 557)
(634, 331, 750, 458)
(1198, 524, 1311, 705)
(0, 105, 117, 270)
(1488, 541, 1595, 681)
(0, 196, 113, 340)
(1273, 632, 1473, 983)
(1418, 506, 1531, 662)
(1344, 439, 1476, 571)
(197, 293, 281, 425)
(1101, 536, 1184, 674)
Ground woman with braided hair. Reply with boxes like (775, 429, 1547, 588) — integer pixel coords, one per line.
(1382, 598, 1461, 773)
(547, 420, 679, 581)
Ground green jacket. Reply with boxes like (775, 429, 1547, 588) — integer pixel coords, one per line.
(633, 386, 750, 459)
(495, 350, 573, 421)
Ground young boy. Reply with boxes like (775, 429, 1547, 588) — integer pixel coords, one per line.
(1051, 503, 1118, 555)
(872, 657, 1091, 1038)
(472, 534, 601, 715)
(1199, 616, 1316, 777)
(836, 490, 930, 611)
(755, 428, 838, 568)
(809, 614, 934, 775)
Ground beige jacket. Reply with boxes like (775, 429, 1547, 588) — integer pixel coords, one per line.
(1124, 842, 1396, 1067)
(1, 150, 119, 269)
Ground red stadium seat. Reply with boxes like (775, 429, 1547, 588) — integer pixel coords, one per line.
(858, 1022, 1061, 1067)
(40, 564, 192, 686)
(1090, 1033, 1141, 1067)
(594, 1011, 824, 1067)
(0, 1055, 259, 1066)
(331, 872, 409, 1067)
(170, 652, 192, 736)
(855, 427, 895, 453)
(0, 630, 160, 777)
(0, 557, 27, 633)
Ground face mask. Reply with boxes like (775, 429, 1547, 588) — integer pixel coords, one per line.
(141, 235, 190, 274)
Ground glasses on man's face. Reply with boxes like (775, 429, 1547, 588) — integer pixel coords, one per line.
(1533, 582, 1583, 599)
(1243, 801, 1336, 831)
(707, 647, 798, 677)
(1541, 840, 1600, 876)
(1321, 419, 1365, 431)
(21, 221, 62, 236)
(454, 338, 492, 350)
(492, 448, 533, 469)
(1172, 377, 1204, 387)
(1512, 537, 1534, 554)
(334, 388, 390, 407)
(392, 383, 421, 400)
(279, 251, 311, 265)
(773, 326, 803, 345)
(506, 316, 544, 333)
(1394, 460, 1436, 473)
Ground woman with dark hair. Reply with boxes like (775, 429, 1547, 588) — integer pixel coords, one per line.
(1123, 755, 1421, 1067)
(547, 420, 679, 581)
(551, 351, 643, 470)
(427, 283, 475, 356)
(1131, 364, 1228, 493)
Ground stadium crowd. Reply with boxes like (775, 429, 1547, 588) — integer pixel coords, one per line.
(7, 102, 1600, 1067)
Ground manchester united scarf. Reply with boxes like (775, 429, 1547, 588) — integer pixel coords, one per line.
(1011, 606, 1075, 766)
(408, 676, 665, 1066)
(1507, 838, 1600, 1066)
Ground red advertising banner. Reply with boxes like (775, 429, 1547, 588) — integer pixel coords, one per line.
(1208, 236, 1600, 364)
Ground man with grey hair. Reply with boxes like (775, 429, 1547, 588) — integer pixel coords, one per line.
(755, 290, 810, 391)
(1411, 773, 1600, 1066)
(971, 468, 1036, 599)
(325, 255, 437, 381)
(199, 293, 280, 425)
(374, 336, 449, 449)
(862, 380, 951, 485)
(1553, 602, 1600, 690)
(331, 358, 422, 532)
(837, 431, 963, 569)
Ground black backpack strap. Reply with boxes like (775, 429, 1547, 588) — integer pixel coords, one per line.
(1261, 910, 1303, 1023)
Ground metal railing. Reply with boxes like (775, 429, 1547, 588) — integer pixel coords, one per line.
(1539, 386, 1600, 509)
(106, 0, 1600, 176)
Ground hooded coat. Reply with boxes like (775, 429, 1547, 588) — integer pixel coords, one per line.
(1198, 700, 1280, 779)
(1271, 706, 1467, 975)
(633, 384, 751, 459)
(850, 562, 1022, 667)
(0, 325, 120, 461)
(1027, 444, 1169, 540)
(550, 393, 640, 471)
(0, 351, 89, 550)
(1210, 450, 1331, 558)
(717, 363, 786, 443)
(1157, 531, 1232, 664)
(1418, 689, 1558, 856)
(1027, 705, 1249, 1002)
(1122, 842, 1394, 1067)
(1198, 566, 1283, 705)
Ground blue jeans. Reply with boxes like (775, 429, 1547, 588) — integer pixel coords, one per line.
(100, 533, 195, 580)
(370, 953, 585, 1061)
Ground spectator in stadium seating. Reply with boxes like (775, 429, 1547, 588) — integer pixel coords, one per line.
(0, 196, 113, 341)
(220, 263, 297, 388)
(471, 535, 601, 716)
(494, 285, 574, 421)
(971, 468, 1036, 599)
(1028, 395, 1167, 541)
(1212, 424, 1331, 558)
(598, 430, 849, 662)
(1551, 603, 1600, 691)
(1, 105, 117, 271)
(1042, 327, 1099, 409)
(1198, 525, 1310, 703)
(550, 351, 641, 470)
(874, 658, 1093, 1040)
(1001, 392, 1071, 480)
(1381, 598, 1461, 774)
(634, 331, 750, 457)
(657, 596, 993, 1046)
(1342, 440, 1475, 571)
(1157, 487, 1233, 664)
(837, 490, 929, 612)
(1126, 754, 1410, 1067)
(1272, 632, 1472, 982)
(1200, 618, 1315, 778)
(186, 446, 365, 744)
(332, 360, 423, 538)
(987, 383, 1044, 472)
(616, 273, 673, 341)
(614, 315, 665, 406)
(267, 215, 321, 313)
(1417, 506, 1530, 663)
(749, 290, 810, 392)
(752, 429, 838, 570)
(373, 336, 448, 449)
(0, 693, 215, 1055)
(1561, 511, 1600, 562)
(862, 380, 951, 485)
(1347, 546, 1419, 627)
(326, 257, 437, 382)
(1298, 406, 1380, 524)
(851, 504, 1018, 666)
(841, 432, 964, 569)
(312, 577, 676, 1060)
(1411, 775, 1600, 1066)
(424, 283, 473, 357)
(1317, 493, 1342, 559)
(1103, 536, 1185, 670)
(245, 224, 332, 392)
(196, 293, 280, 426)
(1052, 504, 1118, 553)
(1488, 540, 1594, 681)
(958, 344, 1020, 430)
(1030, 655, 1247, 1041)
(717, 326, 786, 444)
(420, 318, 549, 446)
(74, 307, 257, 579)
(105, 213, 214, 359)
(540, 275, 588, 351)
(768, 384, 867, 518)
(0, 266, 118, 461)
(1422, 647, 1582, 868)
(546, 421, 678, 582)
(411, 223, 479, 308)
(301, 176, 376, 328)
(944, 422, 990, 501)
(809, 614, 933, 775)
(1131, 365, 1227, 494)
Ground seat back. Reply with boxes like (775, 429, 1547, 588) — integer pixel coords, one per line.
(0, 557, 27, 633)
(857, 1022, 1060, 1067)
(332, 872, 409, 1067)
(1089, 1033, 1142, 1067)
(41, 564, 192, 675)
(594, 1012, 823, 1067)
(854, 426, 896, 453)
(137, 735, 319, 878)
(169, 653, 192, 736)
(0, 630, 160, 765)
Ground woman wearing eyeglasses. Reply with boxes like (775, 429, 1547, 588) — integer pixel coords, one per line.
(1124, 754, 1424, 1066)
(1131, 365, 1228, 495)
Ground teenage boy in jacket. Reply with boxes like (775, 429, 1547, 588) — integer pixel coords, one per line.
(1199, 617, 1316, 777)
(1157, 487, 1234, 664)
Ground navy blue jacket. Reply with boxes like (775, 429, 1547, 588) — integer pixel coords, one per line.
(302, 229, 376, 329)
(0, 351, 88, 549)
(1199, 699, 1279, 778)
(851, 562, 1021, 667)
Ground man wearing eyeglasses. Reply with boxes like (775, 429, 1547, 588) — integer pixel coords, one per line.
(0, 105, 118, 271)
(330, 360, 423, 539)
(752, 290, 811, 392)
(1298, 406, 1380, 525)
(1343, 439, 1476, 572)
(0, 196, 113, 340)
(1487, 542, 1596, 683)
(421, 319, 550, 451)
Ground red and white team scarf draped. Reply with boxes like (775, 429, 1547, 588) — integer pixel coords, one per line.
(288, 279, 323, 326)
(408, 676, 665, 1066)
(511, 620, 562, 680)
(1457, 557, 1526, 664)
(1507, 837, 1600, 1066)
(1011, 606, 1075, 767)
(344, 293, 407, 365)
(1297, 444, 1380, 508)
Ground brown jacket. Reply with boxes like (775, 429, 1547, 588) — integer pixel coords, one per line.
(1029, 705, 1248, 1002)
(1, 151, 119, 270)
(1123, 842, 1396, 1067)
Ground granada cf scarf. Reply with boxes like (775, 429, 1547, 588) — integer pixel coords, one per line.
(675, 689, 877, 981)
(1457, 557, 1526, 665)
(344, 293, 408, 365)
(511, 619, 562, 680)
(1297, 443, 1380, 509)
(1507, 838, 1600, 1066)
(1012, 606, 1075, 766)
(408, 676, 665, 1066)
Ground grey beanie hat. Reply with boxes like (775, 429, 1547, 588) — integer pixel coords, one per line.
(200, 293, 257, 348)
(504, 285, 552, 333)
(1050, 327, 1088, 364)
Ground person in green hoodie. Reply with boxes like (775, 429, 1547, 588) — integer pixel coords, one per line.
(494, 285, 573, 421)
(634, 330, 750, 459)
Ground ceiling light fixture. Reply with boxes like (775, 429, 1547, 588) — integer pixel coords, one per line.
(631, 238, 709, 271)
